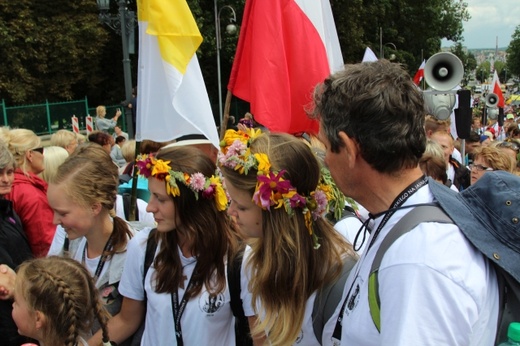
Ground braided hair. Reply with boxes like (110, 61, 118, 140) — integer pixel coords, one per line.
(15, 256, 111, 346)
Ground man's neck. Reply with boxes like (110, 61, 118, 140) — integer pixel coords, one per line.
(355, 167, 425, 215)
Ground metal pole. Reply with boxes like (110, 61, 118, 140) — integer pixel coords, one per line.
(379, 27, 383, 59)
(215, 0, 223, 128)
(119, 0, 133, 137)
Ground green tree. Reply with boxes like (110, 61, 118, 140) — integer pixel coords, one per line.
(476, 61, 491, 83)
(506, 25, 520, 77)
(0, 0, 111, 104)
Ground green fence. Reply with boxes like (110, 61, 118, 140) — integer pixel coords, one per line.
(0, 98, 127, 136)
(0, 97, 250, 136)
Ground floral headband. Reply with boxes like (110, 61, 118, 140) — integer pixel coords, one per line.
(135, 154, 228, 211)
(219, 128, 341, 249)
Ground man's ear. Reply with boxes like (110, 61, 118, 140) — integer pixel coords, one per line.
(338, 131, 360, 168)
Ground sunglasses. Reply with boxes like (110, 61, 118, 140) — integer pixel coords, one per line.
(31, 147, 44, 154)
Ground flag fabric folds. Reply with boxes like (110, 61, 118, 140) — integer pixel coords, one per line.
(491, 70, 505, 108)
(413, 60, 426, 86)
(228, 0, 344, 135)
(362, 47, 378, 62)
(135, 0, 220, 148)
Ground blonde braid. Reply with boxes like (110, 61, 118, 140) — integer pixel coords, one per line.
(38, 267, 81, 346)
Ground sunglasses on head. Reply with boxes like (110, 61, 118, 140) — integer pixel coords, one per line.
(31, 147, 44, 154)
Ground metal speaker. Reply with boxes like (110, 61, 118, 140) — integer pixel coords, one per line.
(487, 107, 499, 120)
(485, 93, 499, 108)
(424, 52, 464, 92)
(423, 90, 457, 120)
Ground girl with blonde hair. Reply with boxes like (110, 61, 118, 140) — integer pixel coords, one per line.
(0, 127, 55, 257)
(12, 256, 112, 346)
(219, 129, 357, 345)
(46, 143, 134, 343)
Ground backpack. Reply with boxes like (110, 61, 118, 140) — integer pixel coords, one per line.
(139, 230, 357, 345)
(369, 174, 520, 345)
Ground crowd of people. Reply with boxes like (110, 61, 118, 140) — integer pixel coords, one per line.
(0, 61, 518, 346)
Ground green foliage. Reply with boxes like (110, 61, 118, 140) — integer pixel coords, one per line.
(0, 0, 471, 107)
(0, 0, 110, 104)
(507, 25, 520, 77)
(476, 61, 491, 83)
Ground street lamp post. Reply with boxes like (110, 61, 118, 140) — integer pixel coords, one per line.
(214, 1, 237, 128)
(379, 27, 397, 60)
(97, 0, 135, 138)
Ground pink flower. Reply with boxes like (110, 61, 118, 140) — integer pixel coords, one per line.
(136, 157, 152, 177)
(311, 189, 328, 220)
(189, 173, 206, 191)
(253, 170, 292, 210)
(202, 184, 216, 199)
(289, 193, 307, 209)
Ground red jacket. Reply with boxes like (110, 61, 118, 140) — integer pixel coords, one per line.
(6, 170, 55, 257)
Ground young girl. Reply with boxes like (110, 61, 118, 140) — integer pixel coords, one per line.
(12, 256, 112, 346)
(89, 145, 238, 345)
(46, 143, 134, 343)
(219, 129, 357, 345)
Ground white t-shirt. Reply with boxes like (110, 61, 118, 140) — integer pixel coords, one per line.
(240, 247, 320, 345)
(119, 228, 235, 346)
(322, 184, 499, 346)
(115, 194, 156, 226)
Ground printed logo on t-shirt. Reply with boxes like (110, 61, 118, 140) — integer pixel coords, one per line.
(199, 291, 225, 315)
(345, 276, 363, 317)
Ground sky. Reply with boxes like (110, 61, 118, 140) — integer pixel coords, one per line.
(443, 0, 520, 49)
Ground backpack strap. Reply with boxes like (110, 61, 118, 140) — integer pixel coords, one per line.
(313, 255, 357, 344)
(143, 228, 158, 296)
(368, 204, 453, 332)
(227, 246, 253, 345)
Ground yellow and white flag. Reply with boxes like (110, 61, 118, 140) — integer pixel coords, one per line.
(136, 0, 219, 148)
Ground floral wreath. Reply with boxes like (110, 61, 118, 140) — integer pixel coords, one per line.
(135, 154, 228, 211)
(219, 128, 343, 249)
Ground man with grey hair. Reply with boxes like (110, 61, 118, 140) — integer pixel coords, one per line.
(312, 60, 498, 345)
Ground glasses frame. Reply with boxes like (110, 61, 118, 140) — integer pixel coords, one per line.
(469, 163, 494, 172)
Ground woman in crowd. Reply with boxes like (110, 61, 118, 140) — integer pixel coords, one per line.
(40, 145, 69, 183)
(46, 143, 134, 344)
(0, 127, 55, 257)
(95, 105, 121, 133)
(89, 146, 238, 345)
(50, 129, 79, 154)
(219, 129, 357, 345)
(470, 145, 515, 185)
(12, 256, 112, 346)
(0, 141, 34, 346)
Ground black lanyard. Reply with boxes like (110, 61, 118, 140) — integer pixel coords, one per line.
(171, 262, 199, 346)
(331, 175, 428, 342)
(82, 233, 114, 282)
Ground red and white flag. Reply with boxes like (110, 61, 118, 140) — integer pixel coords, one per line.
(491, 70, 505, 108)
(228, 0, 344, 135)
(413, 60, 426, 86)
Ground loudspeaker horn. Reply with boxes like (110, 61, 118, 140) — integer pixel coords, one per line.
(424, 52, 464, 92)
(485, 93, 499, 108)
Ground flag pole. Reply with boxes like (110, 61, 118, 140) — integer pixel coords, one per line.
(220, 90, 232, 140)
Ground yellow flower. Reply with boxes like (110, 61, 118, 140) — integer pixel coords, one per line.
(246, 128, 262, 141)
(254, 153, 271, 174)
(167, 184, 180, 197)
(210, 176, 228, 211)
(151, 159, 171, 176)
